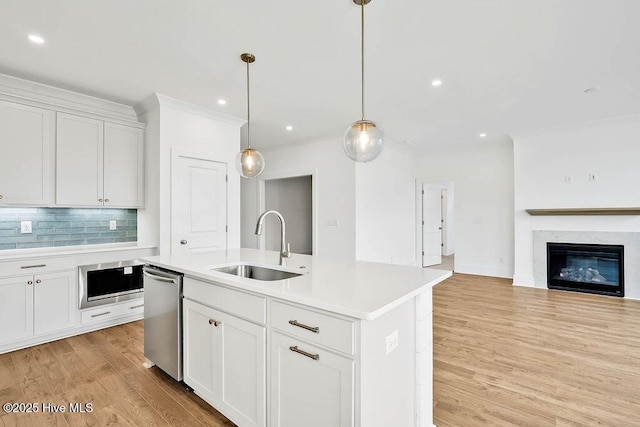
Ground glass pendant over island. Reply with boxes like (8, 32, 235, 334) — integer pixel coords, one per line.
(236, 53, 265, 178)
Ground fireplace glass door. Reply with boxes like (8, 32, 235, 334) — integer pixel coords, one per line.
(547, 243, 624, 297)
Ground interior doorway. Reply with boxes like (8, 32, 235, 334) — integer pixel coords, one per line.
(420, 181, 454, 270)
(263, 175, 313, 255)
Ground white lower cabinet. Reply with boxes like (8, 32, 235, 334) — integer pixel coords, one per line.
(0, 270, 75, 345)
(270, 331, 355, 427)
(183, 298, 266, 427)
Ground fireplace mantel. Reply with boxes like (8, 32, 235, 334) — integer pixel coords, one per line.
(526, 207, 640, 216)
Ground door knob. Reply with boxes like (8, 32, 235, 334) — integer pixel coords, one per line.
(180, 240, 188, 245)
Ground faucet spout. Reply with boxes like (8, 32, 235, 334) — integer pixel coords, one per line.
(255, 210, 291, 266)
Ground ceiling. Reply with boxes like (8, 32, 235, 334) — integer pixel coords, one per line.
(1, 0, 640, 153)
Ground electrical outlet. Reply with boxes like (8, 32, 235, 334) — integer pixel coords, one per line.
(109, 220, 117, 231)
(589, 173, 598, 182)
(385, 330, 399, 355)
(565, 175, 574, 184)
(20, 221, 32, 234)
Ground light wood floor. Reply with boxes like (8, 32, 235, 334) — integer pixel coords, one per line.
(0, 321, 235, 427)
(3, 274, 640, 426)
(434, 274, 640, 426)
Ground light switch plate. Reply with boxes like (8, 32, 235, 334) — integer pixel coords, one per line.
(20, 221, 32, 234)
(109, 220, 117, 230)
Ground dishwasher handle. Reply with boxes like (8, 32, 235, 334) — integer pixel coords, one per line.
(143, 270, 179, 284)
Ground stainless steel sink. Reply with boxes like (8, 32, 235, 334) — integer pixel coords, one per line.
(213, 264, 303, 281)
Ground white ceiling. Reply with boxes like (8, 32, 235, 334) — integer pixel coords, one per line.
(1, 0, 640, 153)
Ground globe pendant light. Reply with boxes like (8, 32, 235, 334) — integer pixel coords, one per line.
(343, 0, 384, 163)
(236, 53, 265, 178)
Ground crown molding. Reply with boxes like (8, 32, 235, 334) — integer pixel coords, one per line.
(135, 93, 246, 128)
(0, 72, 141, 125)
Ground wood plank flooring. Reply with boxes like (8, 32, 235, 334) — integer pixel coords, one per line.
(434, 273, 640, 426)
(3, 274, 640, 426)
(0, 321, 235, 427)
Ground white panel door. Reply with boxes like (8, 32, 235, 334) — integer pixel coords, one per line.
(270, 332, 354, 427)
(0, 101, 52, 205)
(103, 122, 144, 207)
(33, 270, 75, 335)
(172, 155, 227, 255)
(216, 310, 266, 427)
(0, 275, 33, 344)
(422, 184, 442, 267)
(183, 299, 216, 402)
(56, 112, 104, 206)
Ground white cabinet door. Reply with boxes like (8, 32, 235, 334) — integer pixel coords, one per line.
(183, 299, 216, 402)
(103, 122, 144, 207)
(0, 101, 52, 205)
(270, 332, 355, 427)
(171, 154, 227, 255)
(56, 112, 104, 206)
(0, 275, 34, 343)
(183, 299, 266, 427)
(216, 309, 266, 427)
(33, 270, 75, 335)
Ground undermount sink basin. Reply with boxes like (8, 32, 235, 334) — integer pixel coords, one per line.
(213, 264, 303, 281)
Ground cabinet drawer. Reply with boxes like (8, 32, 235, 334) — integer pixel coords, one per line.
(81, 299, 144, 324)
(183, 277, 266, 325)
(0, 257, 76, 277)
(271, 300, 355, 355)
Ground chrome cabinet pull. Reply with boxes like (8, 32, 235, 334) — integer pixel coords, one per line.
(27, 280, 33, 285)
(180, 240, 188, 245)
(91, 311, 111, 318)
(21, 264, 46, 269)
(208, 319, 220, 327)
(130, 304, 144, 309)
(98, 198, 103, 202)
(104, 198, 109, 202)
(35, 279, 41, 284)
(0, 195, 3, 200)
(289, 320, 319, 334)
(289, 345, 319, 361)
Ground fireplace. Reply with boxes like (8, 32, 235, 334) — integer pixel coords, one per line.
(547, 242, 624, 297)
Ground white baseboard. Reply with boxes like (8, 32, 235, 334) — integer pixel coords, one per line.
(454, 263, 513, 279)
(512, 274, 535, 287)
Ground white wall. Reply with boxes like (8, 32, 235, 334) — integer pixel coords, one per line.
(355, 146, 417, 265)
(241, 138, 356, 259)
(137, 94, 243, 254)
(416, 139, 514, 278)
(513, 116, 640, 286)
(264, 176, 313, 254)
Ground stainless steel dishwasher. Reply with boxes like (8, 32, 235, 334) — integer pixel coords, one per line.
(143, 265, 183, 381)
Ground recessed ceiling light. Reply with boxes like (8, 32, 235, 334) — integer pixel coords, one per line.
(431, 79, 442, 87)
(28, 34, 45, 45)
(285, 125, 293, 131)
(479, 133, 487, 138)
(217, 99, 227, 105)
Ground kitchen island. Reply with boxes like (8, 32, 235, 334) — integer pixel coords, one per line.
(141, 249, 451, 427)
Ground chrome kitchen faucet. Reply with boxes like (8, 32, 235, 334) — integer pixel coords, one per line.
(255, 210, 291, 266)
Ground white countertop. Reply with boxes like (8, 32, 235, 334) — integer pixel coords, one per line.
(141, 248, 452, 320)
(0, 243, 157, 261)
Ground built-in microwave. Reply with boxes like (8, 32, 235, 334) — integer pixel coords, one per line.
(79, 260, 144, 309)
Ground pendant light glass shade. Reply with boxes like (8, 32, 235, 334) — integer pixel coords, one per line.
(236, 147, 265, 178)
(343, 119, 384, 162)
(343, 0, 384, 163)
(237, 52, 265, 178)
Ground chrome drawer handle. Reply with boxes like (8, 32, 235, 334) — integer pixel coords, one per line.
(130, 304, 144, 309)
(21, 264, 46, 269)
(91, 311, 111, 318)
(289, 320, 319, 333)
(289, 346, 319, 361)
(208, 319, 221, 327)
(35, 279, 41, 284)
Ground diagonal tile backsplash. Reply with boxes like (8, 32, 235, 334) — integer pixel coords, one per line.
(0, 207, 137, 250)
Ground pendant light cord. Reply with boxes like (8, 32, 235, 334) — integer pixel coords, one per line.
(246, 59, 251, 149)
(361, 0, 365, 121)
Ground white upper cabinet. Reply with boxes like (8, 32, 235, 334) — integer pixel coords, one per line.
(56, 113, 104, 206)
(0, 101, 53, 205)
(56, 112, 144, 208)
(103, 122, 144, 207)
